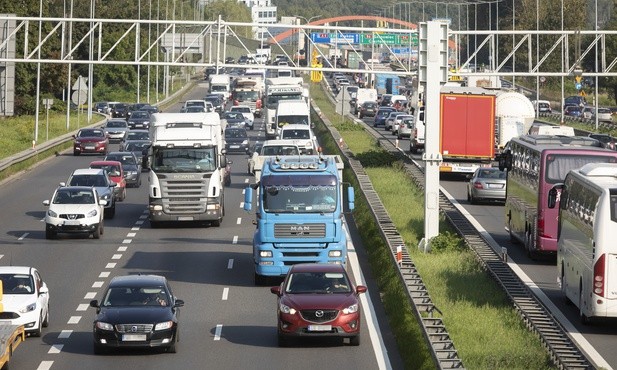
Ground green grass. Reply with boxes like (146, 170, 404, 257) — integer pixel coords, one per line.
(311, 83, 554, 370)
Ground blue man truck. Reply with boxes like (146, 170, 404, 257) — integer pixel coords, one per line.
(243, 155, 355, 285)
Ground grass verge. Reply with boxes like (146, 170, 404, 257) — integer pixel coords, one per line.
(311, 83, 554, 369)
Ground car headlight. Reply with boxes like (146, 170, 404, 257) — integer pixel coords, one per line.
(279, 303, 296, 315)
(96, 321, 114, 331)
(75, 140, 82, 145)
(87, 209, 98, 217)
(19, 303, 36, 313)
(242, 140, 249, 145)
(48, 210, 58, 218)
(155, 321, 173, 331)
(128, 121, 135, 124)
(101, 193, 111, 200)
(342, 303, 359, 314)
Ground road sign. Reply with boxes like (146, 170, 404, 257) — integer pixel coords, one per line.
(72, 76, 88, 91)
(360, 33, 418, 46)
(575, 82, 582, 90)
(71, 90, 87, 105)
(574, 75, 582, 83)
(42, 98, 54, 108)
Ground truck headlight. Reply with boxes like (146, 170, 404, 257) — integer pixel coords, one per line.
(328, 250, 342, 258)
(242, 140, 249, 145)
(259, 251, 272, 258)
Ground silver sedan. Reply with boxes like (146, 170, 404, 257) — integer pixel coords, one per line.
(466, 167, 507, 204)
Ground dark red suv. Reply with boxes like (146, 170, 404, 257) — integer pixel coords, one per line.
(270, 263, 367, 347)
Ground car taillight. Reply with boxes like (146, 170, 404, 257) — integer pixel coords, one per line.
(473, 181, 483, 189)
(256, 99, 262, 109)
(234, 100, 239, 106)
(537, 213, 546, 237)
(593, 254, 606, 297)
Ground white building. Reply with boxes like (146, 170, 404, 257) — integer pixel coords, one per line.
(238, 0, 277, 41)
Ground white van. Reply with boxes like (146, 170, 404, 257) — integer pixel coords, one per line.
(549, 163, 617, 323)
(529, 124, 575, 136)
(276, 100, 310, 128)
(409, 107, 425, 154)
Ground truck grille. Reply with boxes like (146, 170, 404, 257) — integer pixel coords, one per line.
(300, 309, 339, 323)
(115, 324, 154, 333)
(160, 179, 208, 214)
(274, 223, 326, 238)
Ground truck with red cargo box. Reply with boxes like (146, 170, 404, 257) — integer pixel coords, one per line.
(439, 87, 496, 174)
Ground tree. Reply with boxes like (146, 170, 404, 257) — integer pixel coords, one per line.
(204, 0, 252, 38)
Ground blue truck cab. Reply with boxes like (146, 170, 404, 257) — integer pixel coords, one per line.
(244, 155, 355, 285)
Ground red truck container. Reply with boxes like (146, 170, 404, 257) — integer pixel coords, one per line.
(439, 87, 496, 173)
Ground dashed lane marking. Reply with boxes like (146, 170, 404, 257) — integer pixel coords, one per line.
(236, 217, 241, 225)
(232, 236, 238, 244)
(227, 259, 234, 269)
(214, 324, 223, 341)
(240, 202, 244, 208)
(105, 263, 116, 269)
(84, 292, 96, 299)
(122, 239, 132, 244)
(37, 361, 53, 370)
(222, 288, 229, 301)
(48, 344, 63, 354)
(117, 246, 127, 252)
(127, 232, 137, 238)
(18, 233, 29, 240)
(57, 330, 72, 339)
(76, 304, 89, 311)
(92, 281, 104, 288)
(111, 254, 122, 260)
(67, 316, 81, 324)
(99, 271, 110, 278)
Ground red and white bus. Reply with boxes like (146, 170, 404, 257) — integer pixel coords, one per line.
(499, 135, 617, 258)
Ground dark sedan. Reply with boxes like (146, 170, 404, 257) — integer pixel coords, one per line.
(358, 101, 378, 118)
(270, 263, 366, 347)
(205, 95, 224, 113)
(121, 140, 151, 170)
(90, 274, 184, 354)
(224, 127, 250, 153)
(104, 151, 142, 187)
(127, 110, 151, 129)
(111, 103, 129, 118)
(73, 128, 109, 156)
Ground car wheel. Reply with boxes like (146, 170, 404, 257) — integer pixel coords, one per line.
(410, 143, 418, 154)
(100, 220, 104, 235)
(349, 335, 360, 346)
(73, 150, 80, 156)
(278, 334, 291, 347)
(45, 227, 57, 240)
(466, 190, 471, 202)
(42, 305, 49, 327)
(121, 188, 126, 202)
(92, 224, 101, 239)
(469, 192, 476, 205)
(93, 342, 107, 355)
(31, 314, 42, 337)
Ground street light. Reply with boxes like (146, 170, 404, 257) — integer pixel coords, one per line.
(294, 15, 322, 68)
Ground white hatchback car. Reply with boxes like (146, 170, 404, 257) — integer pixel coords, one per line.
(43, 186, 107, 239)
(229, 105, 255, 130)
(0, 266, 50, 336)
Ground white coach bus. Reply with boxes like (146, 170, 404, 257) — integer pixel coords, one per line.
(548, 162, 617, 324)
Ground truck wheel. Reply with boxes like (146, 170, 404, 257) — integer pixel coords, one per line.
(579, 286, 590, 325)
(410, 144, 418, 154)
(254, 273, 267, 286)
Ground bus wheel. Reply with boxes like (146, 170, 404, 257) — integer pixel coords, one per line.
(560, 267, 572, 305)
(525, 231, 537, 260)
(508, 219, 517, 244)
(579, 287, 591, 325)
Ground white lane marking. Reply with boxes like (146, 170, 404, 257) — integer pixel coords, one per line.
(344, 224, 392, 370)
(18, 233, 29, 240)
(232, 236, 238, 244)
(112, 254, 122, 260)
(222, 287, 229, 301)
(117, 246, 128, 252)
(99, 271, 110, 278)
(242, 189, 245, 195)
(127, 232, 137, 238)
(227, 259, 234, 269)
(84, 292, 96, 299)
(131, 226, 140, 231)
(139, 214, 148, 219)
(76, 304, 89, 311)
(240, 202, 244, 208)
(442, 187, 614, 370)
(105, 263, 116, 269)
(236, 217, 241, 225)
(67, 316, 81, 324)
(213, 324, 223, 341)
(92, 281, 104, 288)
(0, 255, 3, 260)
(37, 361, 54, 370)
(58, 330, 72, 339)
(136, 219, 145, 225)
(122, 239, 132, 244)
(244, 178, 249, 183)
(48, 344, 64, 354)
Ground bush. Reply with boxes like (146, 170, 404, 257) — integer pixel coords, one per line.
(427, 231, 465, 253)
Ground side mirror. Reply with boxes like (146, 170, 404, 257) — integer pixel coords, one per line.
(356, 285, 367, 294)
(59, 182, 66, 187)
(39, 283, 49, 295)
(43, 200, 50, 206)
(270, 286, 281, 296)
(99, 200, 108, 206)
(548, 184, 563, 209)
(174, 299, 185, 308)
(89, 299, 99, 308)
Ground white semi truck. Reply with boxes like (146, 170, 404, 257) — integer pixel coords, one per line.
(494, 90, 536, 149)
(148, 112, 227, 227)
(264, 77, 308, 140)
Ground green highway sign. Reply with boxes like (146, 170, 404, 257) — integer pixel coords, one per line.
(360, 33, 418, 46)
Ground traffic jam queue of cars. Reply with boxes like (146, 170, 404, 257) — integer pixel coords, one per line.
(24, 65, 367, 355)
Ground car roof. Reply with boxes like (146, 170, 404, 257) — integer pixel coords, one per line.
(71, 168, 106, 176)
(280, 124, 311, 130)
(230, 105, 251, 109)
(106, 151, 136, 156)
(289, 263, 346, 273)
(0, 266, 35, 274)
(108, 274, 168, 288)
(90, 160, 122, 167)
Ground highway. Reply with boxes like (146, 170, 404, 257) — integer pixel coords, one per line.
(1, 81, 404, 370)
(353, 94, 617, 369)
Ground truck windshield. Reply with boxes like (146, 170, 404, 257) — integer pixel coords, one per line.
(151, 147, 217, 173)
(210, 85, 227, 92)
(263, 185, 337, 213)
(235, 91, 259, 101)
(277, 115, 309, 126)
(266, 95, 303, 109)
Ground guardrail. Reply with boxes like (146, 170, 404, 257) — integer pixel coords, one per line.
(0, 81, 196, 175)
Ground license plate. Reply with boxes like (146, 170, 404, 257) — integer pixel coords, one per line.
(230, 145, 239, 149)
(122, 334, 146, 341)
(307, 325, 332, 332)
(85, 145, 95, 150)
(177, 216, 194, 221)
(63, 220, 81, 226)
(488, 184, 503, 189)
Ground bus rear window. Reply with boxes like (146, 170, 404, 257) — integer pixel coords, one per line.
(611, 189, 617, 223)
(546, 154, 617, 184)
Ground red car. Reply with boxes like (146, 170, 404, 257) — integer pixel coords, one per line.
(270, 263, 367, 347)
(89, 160, 126, 202)
(73, 128, 109, 156)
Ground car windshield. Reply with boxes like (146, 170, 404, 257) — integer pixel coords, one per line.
(69, 174, 108, 187)
(126, 132, 149, 141)
(53, 188, 96, 204)
(224, 112, 244, 120)
(225, 129, 247, 139)
(106, 121, 127, 128)
(101, 286, 169, 307)
(105, 154, 137, 166)
(0, 274, 35, 295)
(285, 272, 351, 294)
(186, 101, 205, 107)
(277, 115, 308, 125)
(125, 142, 150, 152)
(78, 129, 105, 138)
(131, 111, 149, 119)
